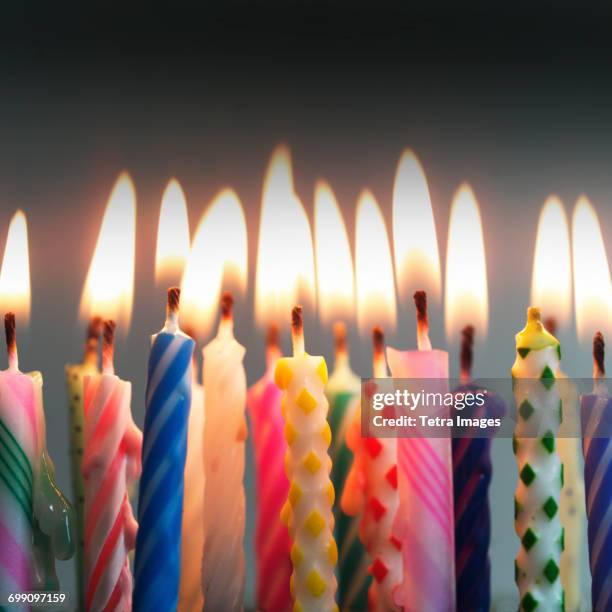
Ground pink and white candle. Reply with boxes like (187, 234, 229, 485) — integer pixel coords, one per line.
(83, 321, 142, 612)
(386, 291, 455, 611)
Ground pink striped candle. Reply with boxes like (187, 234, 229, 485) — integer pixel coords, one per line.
(83, 321, 142, 611)
(385, 291, 455, 611)
(247, 326, 292, 612)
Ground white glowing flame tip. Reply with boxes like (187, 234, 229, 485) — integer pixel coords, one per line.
(355, 190, 397, 335)
(155, 179, 190, 285)
(0, 210, 31, 326)
(572, 196, 612, 342)
(80, 173, 136, 329)
(445, 183, 489, 342)
(314, 181, 355, 325)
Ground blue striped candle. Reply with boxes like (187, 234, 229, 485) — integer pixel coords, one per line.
(133, 288, 194, 612)
(452, 326, 504, 611)
(581, 332, 612, 612)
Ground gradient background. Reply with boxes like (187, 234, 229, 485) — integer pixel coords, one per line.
(0, 4, 611, 609)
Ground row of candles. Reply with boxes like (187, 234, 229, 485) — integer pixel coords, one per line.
(0, 145, 610, 611)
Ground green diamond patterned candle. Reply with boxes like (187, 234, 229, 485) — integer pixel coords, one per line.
(512, 307, 564, 611)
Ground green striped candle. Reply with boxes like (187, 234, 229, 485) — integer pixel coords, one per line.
(326, 323, 370, 610)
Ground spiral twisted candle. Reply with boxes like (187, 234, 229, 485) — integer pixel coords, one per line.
(247, 327, 292, 612)
(512, 308, 564, 612)
(326, 323, 370, 610)
(342, 328, 401, 611)
(581, 332, 612, 612)
(202, 293, 247, 611)
(83, 321, 142, 612)
(134, 288, 194, 612)
(276, 307, 338, 612)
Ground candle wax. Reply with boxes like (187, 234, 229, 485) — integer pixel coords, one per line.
(386, 347, 455, 612)
(202, 316, 247, 612)
(248, 342, 292, 612)
(178, 375, 205, 612)
(326, 350, 370, 610)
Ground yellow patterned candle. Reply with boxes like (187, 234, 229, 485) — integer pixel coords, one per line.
(275, 306, 338, 612)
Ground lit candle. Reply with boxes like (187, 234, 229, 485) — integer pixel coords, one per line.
(0, 212, 75, 601)
(445, 185, 498, 610)
(512, 307, 564, 611)
(247, 325, 291, 611)
(342, 327, 402, 611)
(316, 182, 368, 609)
(1, 314, 75, 603)
(452, 327, 505, 611)
(180, 187, 248, 611)
(275, 306, 337, 612)
(532, 196, 584, 610)
(75, 173, 136, 606)
(83, 321, 142, 611)
(133, 288, 194, 612)
(386, 291, 455, 611)
(581, 332, 612, 612)
(202, 293, 247, 611)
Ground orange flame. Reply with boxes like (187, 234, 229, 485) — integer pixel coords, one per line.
(155, 179, 190, 287)
(180, 188, 247, 337)
(314, 181, 355, 325)
(255, 145, 315, 328)
(531, 196, 572, 329)
(79, 173, 136, 329)
(392, 150, 441, 302)
(0, 210, 31, 326)
(572, 196, 612, 342)
(445, 184, 488, 341)
(355, 190, 397, 336)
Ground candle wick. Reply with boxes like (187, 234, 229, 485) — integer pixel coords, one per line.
(4, 312, 18, 371)
(544, 316, 558, 338)
(372, 326, 386, 377)
(266, 324, 281, 369)
(594, 331, 605, 379)
(102, 320, 116, 375)
(333, 321, 348, 356)
(460, 325, 475, 384)
(413, 290, 432, 351)
(219, 291, 234, 336)
(291, 305, 305, 356)
(84, 316, 103, 365)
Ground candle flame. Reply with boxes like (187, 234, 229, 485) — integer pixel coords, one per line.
(572, 196, 612, 342)
(531, 196, 572, 329)
(180, 188, 247, 337)
(155, 179, 190, 286)
(355, 190, 397, 336)
(314, 180, 355, 325)
(392, 150, 441, 302)
(255, 145, 315, 328)
(80, 173, 136, 329)
(0, 210, 31, 326)
(445, 183, 488, 341)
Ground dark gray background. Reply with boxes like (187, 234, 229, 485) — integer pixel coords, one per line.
(0, 3, 611, 608)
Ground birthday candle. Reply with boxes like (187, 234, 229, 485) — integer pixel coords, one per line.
(247, 325, 292, 612)
(202, 293, 247, 611)
(385, 291, 455, 611)
(452, 326, 505, 611)
(326, 322, 370, 610)
(0, 314, 75, 606)
(178, 363, 205, 612)
(65, 317, 102, 604)
(134, 288, 194, 612)
(342, 327, 401, 611)
(512, 307, 564, 611)
(581, 332, 612, 612)
(82, 321, 142, 611)
(275, 307, 338, 612)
